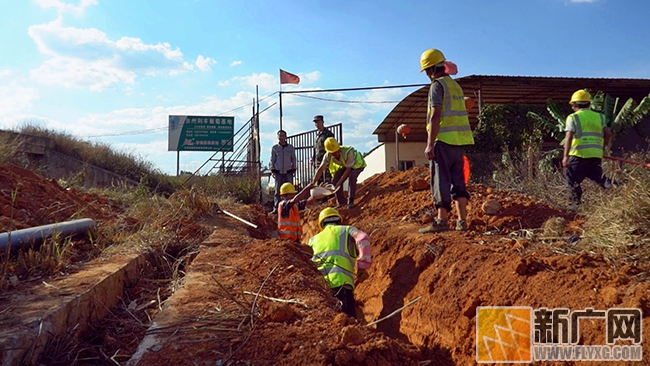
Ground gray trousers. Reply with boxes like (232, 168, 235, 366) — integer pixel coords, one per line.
(273, 172, 294, 211)
(430, 142, 469, 212)
(332, 167, 364, 205)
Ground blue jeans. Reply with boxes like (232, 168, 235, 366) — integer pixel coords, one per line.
(273, 172, 294, 211)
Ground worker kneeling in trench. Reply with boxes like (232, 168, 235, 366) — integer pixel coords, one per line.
(307, 207, 372, 318)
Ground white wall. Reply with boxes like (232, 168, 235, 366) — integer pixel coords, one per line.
(359, 141, 429, 182)
(358, 144, 386, 183)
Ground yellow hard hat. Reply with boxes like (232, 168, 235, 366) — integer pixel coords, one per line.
(420, 49, 446, 72)
(324, 137, 341, 153)
(318, 207, 342, 230)
(279, 182, 296, 195)
(570, 89, 591, 104)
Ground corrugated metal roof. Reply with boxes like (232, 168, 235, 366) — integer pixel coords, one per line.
(373, 75, 650, 142)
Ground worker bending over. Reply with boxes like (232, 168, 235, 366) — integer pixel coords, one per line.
(308, 208, 371, 318)
(277, 182, 314, 242)
(312, 138, 366, 209)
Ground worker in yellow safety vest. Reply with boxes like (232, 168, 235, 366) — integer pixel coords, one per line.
(311, 138, 366, 209)
(418, 48, 474, 234)
(308, 207, 372, 318)
(562, 89, 612, 206)
(277, 182, 314, 242)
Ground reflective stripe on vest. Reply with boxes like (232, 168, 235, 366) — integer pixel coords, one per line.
(328, 146, 366, 177)
(308, 225, 355, 289)
(277, 202, 302, 241)
(568, 110, 605, 159)
(426, 75, 475, 146)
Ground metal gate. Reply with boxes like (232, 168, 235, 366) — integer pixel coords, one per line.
(287, 123, 343, 187)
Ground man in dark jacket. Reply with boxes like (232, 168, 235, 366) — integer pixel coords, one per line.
(312, 115, 335, 183)
(270, 130, 296, 214)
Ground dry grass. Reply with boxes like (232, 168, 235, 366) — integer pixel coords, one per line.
(488, 149, 571, 209)
(17, 233, 74, 277)
(580, 152, 650, 253)
(486, 147, 650, 256)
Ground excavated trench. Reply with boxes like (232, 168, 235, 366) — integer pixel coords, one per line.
(37, 244, 200, 365)
(121, 207, 431, 366)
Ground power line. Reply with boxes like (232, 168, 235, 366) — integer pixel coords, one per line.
(280, 83, 428, 94)
(292, 93, 401, 104)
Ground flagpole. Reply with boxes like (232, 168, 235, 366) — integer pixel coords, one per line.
(278, 69, 283, 131)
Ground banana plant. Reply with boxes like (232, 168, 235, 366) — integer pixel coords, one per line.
(526, 100, 567, 144)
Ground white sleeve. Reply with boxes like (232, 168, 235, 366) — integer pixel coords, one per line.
(564, 115, 576, 133)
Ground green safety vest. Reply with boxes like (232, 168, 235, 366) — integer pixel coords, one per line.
(308, 225, 357, 289)
(568, 110, 605, 159)
(327, 146, 366, 177)
(426, 75, 475, 146)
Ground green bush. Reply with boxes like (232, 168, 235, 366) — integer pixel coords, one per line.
(467, 104, 549, 154)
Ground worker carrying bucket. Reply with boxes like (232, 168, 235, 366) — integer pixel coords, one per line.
(311, 138, 366, 209)
(276, 182, 314, 242)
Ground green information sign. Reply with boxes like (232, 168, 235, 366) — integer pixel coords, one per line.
(168, 115, 234, 152)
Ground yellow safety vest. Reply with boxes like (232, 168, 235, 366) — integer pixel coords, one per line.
(568, 110, 605, 159)
(426, 75, 475, 146)
(327, 146, 366, 177)
(277, 202, 302, 241)
(308, 225, 357, 289)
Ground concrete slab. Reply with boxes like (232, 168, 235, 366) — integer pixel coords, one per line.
(0, 251, 148, 366)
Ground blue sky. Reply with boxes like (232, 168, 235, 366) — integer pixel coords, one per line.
(1, 0, 649, 175)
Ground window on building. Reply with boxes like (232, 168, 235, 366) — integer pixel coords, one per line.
(398, 161, 415, 171)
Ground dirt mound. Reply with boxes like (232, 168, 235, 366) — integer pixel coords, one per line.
(347, 166, 577, 233)
(0, 164, 121, 231)
(299, 167, 650, 364)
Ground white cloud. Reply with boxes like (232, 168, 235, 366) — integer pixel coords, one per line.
(301, 71, 321, 83)
(230, 60, 242, 67)
(217, 80, 230, 87)
(0, 81, 41, 128)
(34, 0, 98, 17)
(231, 72, 277, 92)
(568, 0, 600, 3)
(195, 55, 216, 72)
(28, 18, 193, 91)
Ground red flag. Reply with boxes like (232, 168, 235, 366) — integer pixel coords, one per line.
(279, 69, 300, 84)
